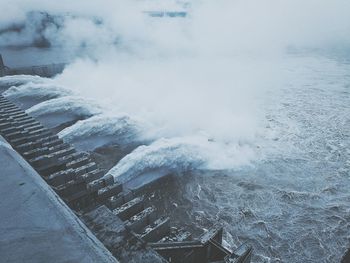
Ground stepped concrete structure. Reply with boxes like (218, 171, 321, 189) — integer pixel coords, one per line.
(0, 136, 117, 263)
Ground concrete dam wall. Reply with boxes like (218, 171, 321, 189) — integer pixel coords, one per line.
(0, 54, 65, 78)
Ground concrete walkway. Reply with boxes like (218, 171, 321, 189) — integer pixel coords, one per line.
(0, 136, 118, 263)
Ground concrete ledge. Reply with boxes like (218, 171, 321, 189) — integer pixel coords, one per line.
(0, 136, 118, 263)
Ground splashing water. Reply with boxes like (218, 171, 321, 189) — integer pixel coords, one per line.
(3, 82, 72, 99)
(58, 114, 145, 151)
(1, 1, 350, 262)
(27, 96, 104, 118)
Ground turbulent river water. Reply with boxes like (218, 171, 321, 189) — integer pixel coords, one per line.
(180, 51, 350, 262)
(1, 1, 350, 262)
(1, 49, 349, 263)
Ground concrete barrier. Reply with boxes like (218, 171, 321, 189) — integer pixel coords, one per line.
(0, 53, 65, 77)
(0, 136, 118, 263)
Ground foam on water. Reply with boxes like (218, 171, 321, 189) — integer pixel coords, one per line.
(180, 53, 350, 262)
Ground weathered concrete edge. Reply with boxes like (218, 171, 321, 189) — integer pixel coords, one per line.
(0, 135, 118, 263)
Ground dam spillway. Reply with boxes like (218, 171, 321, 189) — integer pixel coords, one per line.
(0, 76, 252, 263)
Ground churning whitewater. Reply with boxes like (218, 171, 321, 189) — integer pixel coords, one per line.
(58, 114, 145, 151)
(2, 52, 350, 262)
(0, 0, 349, 262)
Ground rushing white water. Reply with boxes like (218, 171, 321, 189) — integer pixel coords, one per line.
(5, 50, 343, 263)
(108, 137, 206, 184)
(0, 75, 46, 93)
(25, 96, 104, 128)
(27, 96, 103, 117)
(1, 0, 350, 262)
(181, 52, 350, 262)
(3, 82, 72, 110)
(58, 114, 145, 151)
(0, 75, 45, 86)
(3, 82, 71, 99)
(107, 135, 256, 185)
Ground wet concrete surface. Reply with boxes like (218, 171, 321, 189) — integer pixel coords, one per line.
(0, 136, 118, 263)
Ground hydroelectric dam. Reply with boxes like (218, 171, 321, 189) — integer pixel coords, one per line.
(0, 55, 252, 263)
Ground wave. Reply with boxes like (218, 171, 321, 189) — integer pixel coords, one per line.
(0, 75, 47, 93)
(106, 136, 257, 187)
(26, 96, 104, 128)
(27, 96, 103, 117)
(58, 114, 146, 151)
(3, 82, 73, 109)
(106, 137, 206, 186)
(3, 82, 72, 99)
(0, 75, 46, 86)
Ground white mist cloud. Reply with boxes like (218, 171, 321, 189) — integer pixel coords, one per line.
(55, 54, 278, 144)
(1, 0, 349, 169)
(1, 0, 349, 52)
